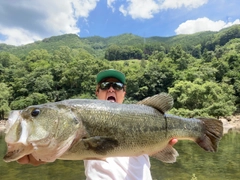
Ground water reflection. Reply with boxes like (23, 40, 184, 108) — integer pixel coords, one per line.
(151, 131, 240, 180)
(0, 132, 239, 180)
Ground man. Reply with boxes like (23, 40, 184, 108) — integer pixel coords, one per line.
(84, 69, 177, 180)
(18, 69, 177, 179)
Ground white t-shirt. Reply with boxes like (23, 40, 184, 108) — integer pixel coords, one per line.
(84, 155, 152, 180)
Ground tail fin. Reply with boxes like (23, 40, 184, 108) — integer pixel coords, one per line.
(196, 118, 223, 152)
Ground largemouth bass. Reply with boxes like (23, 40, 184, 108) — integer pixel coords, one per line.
(3, 93, 223, 163)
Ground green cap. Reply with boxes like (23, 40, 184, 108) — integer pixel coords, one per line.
(96, 69, 126, 84)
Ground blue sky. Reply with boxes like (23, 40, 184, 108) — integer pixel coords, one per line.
(0, 0, 239, 46)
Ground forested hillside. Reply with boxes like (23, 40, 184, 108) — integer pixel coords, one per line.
(0, 25, 239, 119)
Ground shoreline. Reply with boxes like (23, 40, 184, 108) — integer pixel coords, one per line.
(0, 120, 6, 133)
(219, 115, 240, 134)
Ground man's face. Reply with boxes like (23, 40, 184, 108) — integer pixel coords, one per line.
(96, 78, 126, 104)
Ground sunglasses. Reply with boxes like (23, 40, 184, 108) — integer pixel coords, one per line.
(99, 82, 124, 91)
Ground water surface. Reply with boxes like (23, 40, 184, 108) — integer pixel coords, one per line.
(0, 131, 239, 180)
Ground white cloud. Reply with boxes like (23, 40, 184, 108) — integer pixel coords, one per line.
(119, 5, 128, 16)
(118, 0, 208, 19)
(175, 17, 240, 35)
(0, 26, 42, 45)
(160, 0, 208, 10)
(119, 0, 159, 19)
(224, 19, 240, 28)
(107, 0, 116, 12)
(0, 0, 99, 45)
(72, 0, 99, 17)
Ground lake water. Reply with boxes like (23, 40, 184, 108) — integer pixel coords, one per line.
(0, 131, 239, 180)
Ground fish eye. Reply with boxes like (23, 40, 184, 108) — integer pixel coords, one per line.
(31, 108, 40, 117)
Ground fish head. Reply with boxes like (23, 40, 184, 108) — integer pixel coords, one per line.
(4, 102, 84, 162)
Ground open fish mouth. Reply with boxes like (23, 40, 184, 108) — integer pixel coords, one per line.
(4, 143, 34, 162)
(107, 96, 116, 102)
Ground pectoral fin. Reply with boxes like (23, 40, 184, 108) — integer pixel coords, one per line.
(83, 136, 119, 155)
(151, 145, 179, 163)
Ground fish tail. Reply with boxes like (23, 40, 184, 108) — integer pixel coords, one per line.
(196, 118, 223, 152)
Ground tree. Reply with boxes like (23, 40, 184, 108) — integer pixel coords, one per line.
(169, 79, 236, 117)
(143, 43, 165, 56)
(33, 74, 54, 94)
(105, 44, 121, 60)
(168, 45, 184, 61)
(211, 57, 229, 82)
(202, 49, 214, 62)
(0, 83, 11, 119)
(25, 49, 50, 71)
(0, 28, 239, 116)
(10, 93, 48, 110)
(0, 52, 11, 67)
(191, 44, 202, 59)
(136, 58, 175, 100)
(52, 46, 73, 63)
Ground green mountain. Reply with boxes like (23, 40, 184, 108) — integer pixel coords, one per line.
(0, 24, 240, 58)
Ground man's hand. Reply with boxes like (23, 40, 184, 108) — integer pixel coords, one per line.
(169, 138, 178, 146)
(17, 154, 46, 166)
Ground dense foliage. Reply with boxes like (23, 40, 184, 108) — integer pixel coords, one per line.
(0, 25, 239, 119)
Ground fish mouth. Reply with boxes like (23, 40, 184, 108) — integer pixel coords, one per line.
(107, 96, 116, 102)
(3, 143, 34, 162)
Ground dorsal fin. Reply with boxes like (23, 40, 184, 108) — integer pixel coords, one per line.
(137, 93, 174, 113)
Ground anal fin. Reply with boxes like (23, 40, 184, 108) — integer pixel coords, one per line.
(150, 145, 179, 163)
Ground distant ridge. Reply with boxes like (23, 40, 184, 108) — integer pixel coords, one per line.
(0, 24, 239, 58)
